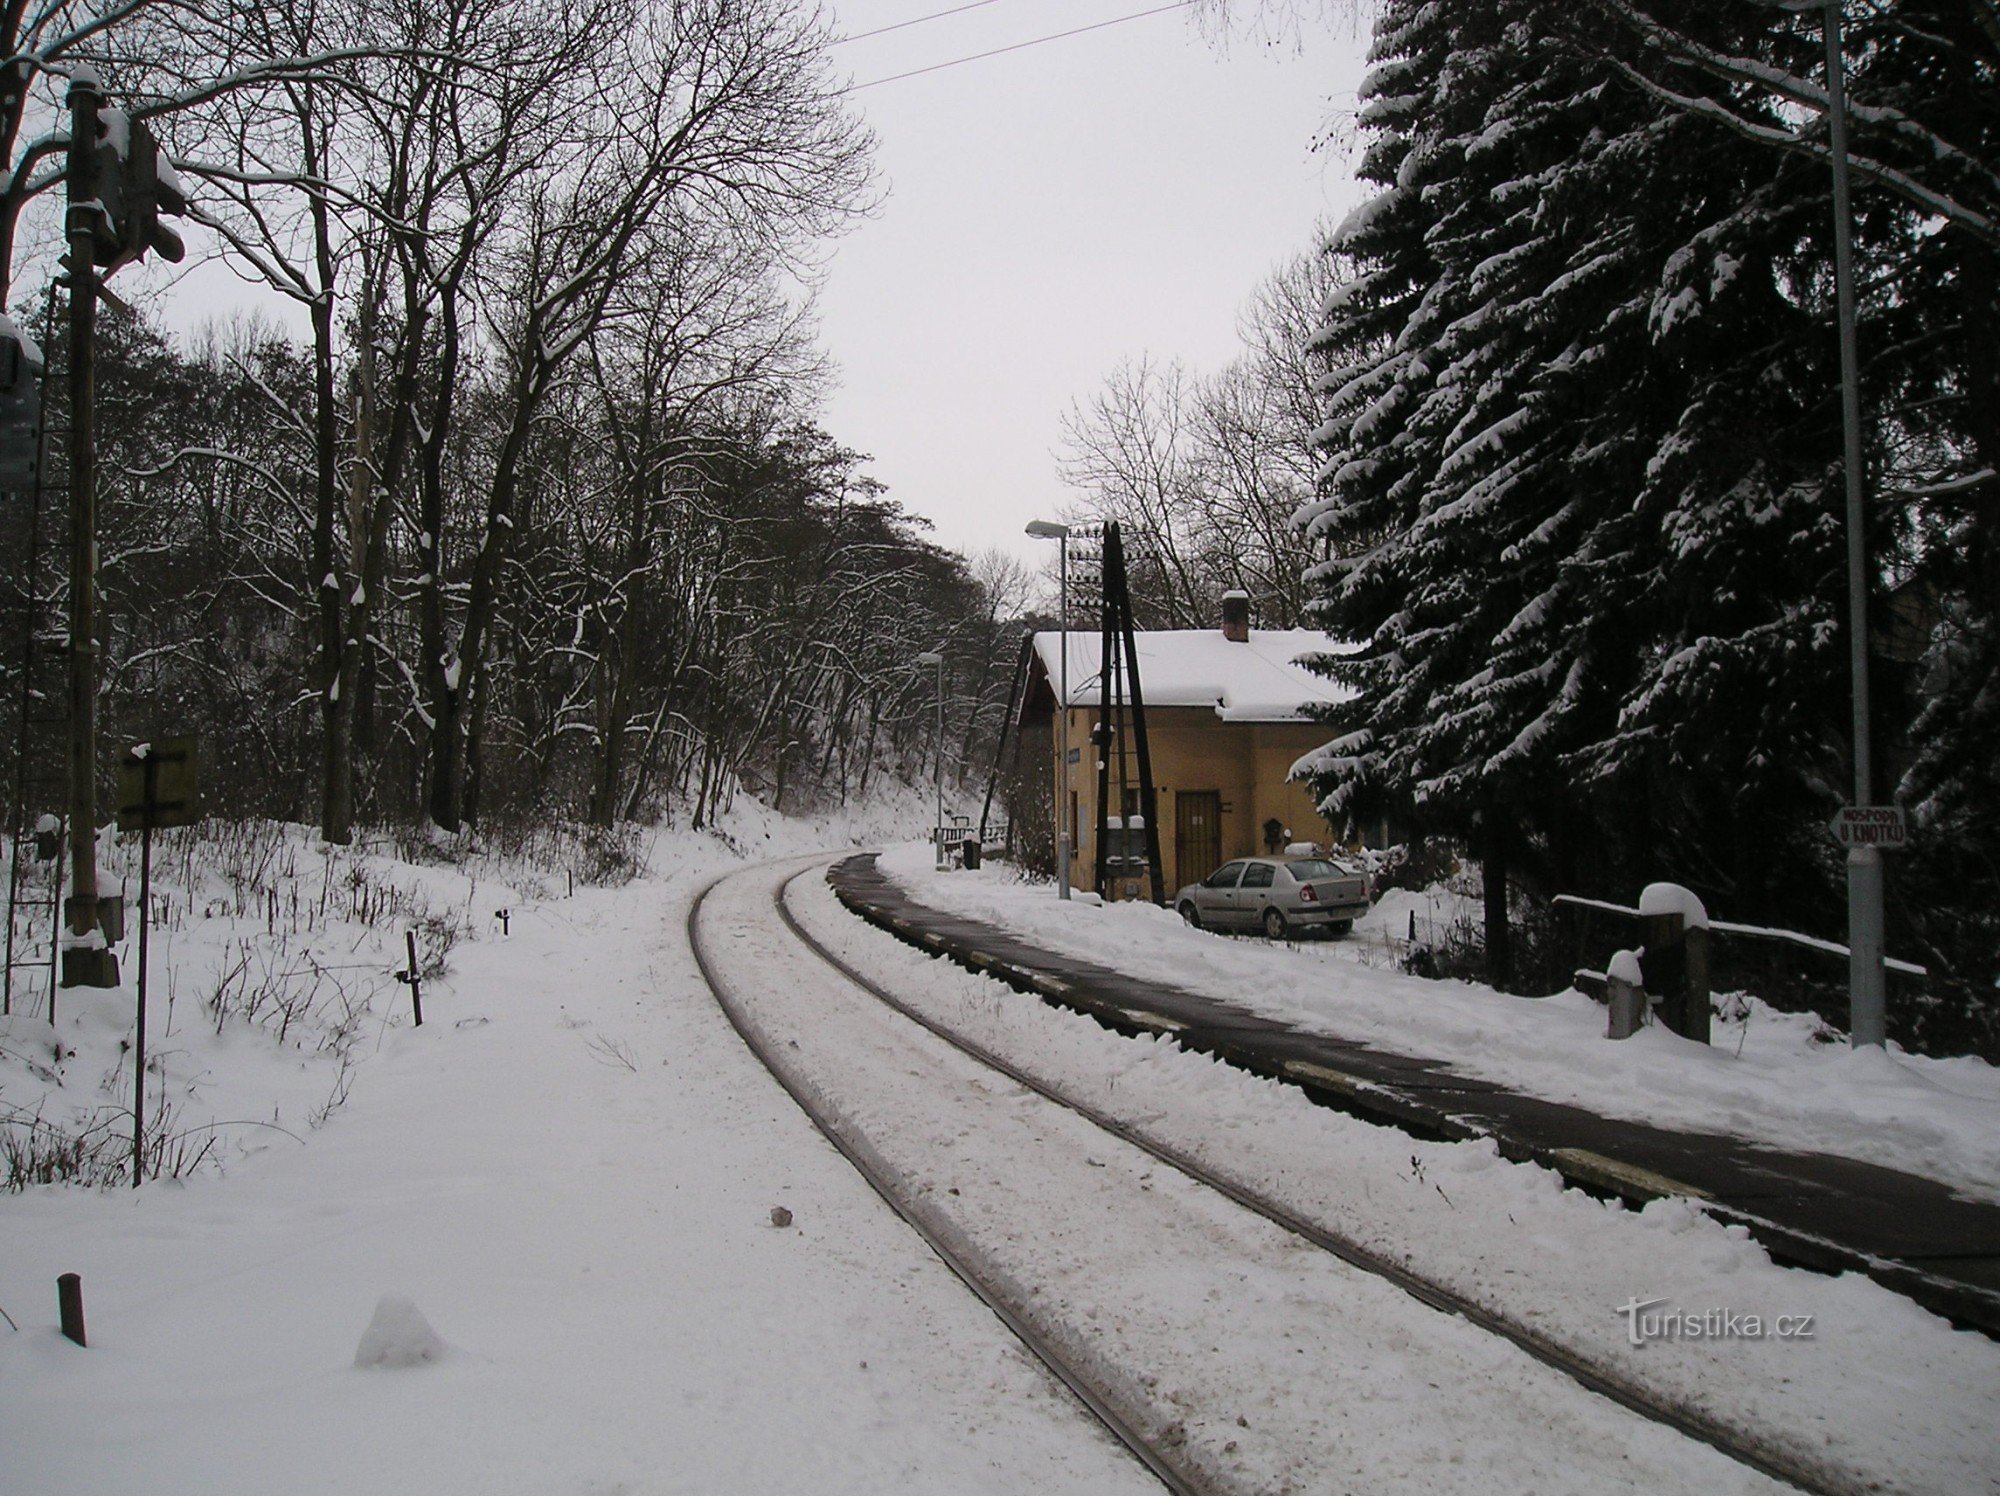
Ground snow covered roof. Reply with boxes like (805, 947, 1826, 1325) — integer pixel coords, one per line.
(1031, 628, 1357, 723)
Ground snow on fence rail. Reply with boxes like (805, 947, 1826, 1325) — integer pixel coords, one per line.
(1551, 895, 1927, 979)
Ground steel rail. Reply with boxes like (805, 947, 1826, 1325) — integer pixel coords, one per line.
(777, 866, 1849, 1496)
(685, 864, 1205, 1496)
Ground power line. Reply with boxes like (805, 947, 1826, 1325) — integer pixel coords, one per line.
(835, 0, 1019, 47)
(849, 1, 1193, 91)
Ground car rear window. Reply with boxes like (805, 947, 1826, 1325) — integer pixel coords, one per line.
(1284, 859, 1343, 881)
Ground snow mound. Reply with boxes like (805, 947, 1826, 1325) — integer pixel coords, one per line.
(354, 1295, 447, 1369)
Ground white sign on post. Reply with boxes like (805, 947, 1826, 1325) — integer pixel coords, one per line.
(1829, 805, 1907, 849)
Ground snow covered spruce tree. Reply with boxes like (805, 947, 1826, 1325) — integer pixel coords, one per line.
(1299, 1, 1854, 979)
(1578, 0, 2000, 1010)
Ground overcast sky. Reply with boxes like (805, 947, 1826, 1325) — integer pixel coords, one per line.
(819, 1, 1368, 563)
(149, 2, 1369, 569)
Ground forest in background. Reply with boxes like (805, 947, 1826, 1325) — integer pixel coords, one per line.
(0, 0, 1031, 848)
(1, 296, 1029, 835)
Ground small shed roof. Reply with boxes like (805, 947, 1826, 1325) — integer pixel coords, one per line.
(1030, 628, 1356, 723)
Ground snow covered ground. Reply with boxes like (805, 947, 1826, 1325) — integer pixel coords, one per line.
(711, 860, 1787, 1494)
(791, 860, 2000, 1494)
(873, 844, 2000, 1204)
(4, 812, 1996, 1493)
(5, 802, 1159, 1494)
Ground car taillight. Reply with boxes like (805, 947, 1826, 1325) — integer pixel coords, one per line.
(1300, 884, 1318, 903)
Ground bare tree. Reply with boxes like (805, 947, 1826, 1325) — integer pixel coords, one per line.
(1058, 243, 1336, 629)
(411, 0, 872, 832)
(1058, 356, 1212, 628)
(576, 233, 826, 827)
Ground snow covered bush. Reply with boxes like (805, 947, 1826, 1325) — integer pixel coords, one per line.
(1365, 838, 1460, 897)
(0, 818, 540, 1190)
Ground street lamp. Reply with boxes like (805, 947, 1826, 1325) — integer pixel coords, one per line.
(1799, 0, 1886, 1047)
(1025, 520, 1072, 899)
(916, 650, 945, 868)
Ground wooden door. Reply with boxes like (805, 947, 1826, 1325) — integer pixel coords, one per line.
(1175, 791, 1221, 889)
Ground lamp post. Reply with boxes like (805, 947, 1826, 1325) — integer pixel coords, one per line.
(1026, 520, 1072, 899)
(916, 650, 945, 868)
(1803, 0, 1886, 1048)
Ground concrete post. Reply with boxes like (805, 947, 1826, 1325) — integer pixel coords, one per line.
(1606, 949, 1646, 1040)
(1820, 2, 1889, 1050)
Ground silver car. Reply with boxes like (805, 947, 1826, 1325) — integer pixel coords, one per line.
(1175, 856, 1371, 939)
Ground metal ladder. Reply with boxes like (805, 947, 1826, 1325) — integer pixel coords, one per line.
(3, 292, 70, 1020)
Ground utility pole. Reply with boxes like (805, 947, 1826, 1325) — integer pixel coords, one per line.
(61, 70, 113, 987)
(917, 651, 945, 867)
(1025, 520, 1072, 896)
(1088, 524, 1163, 904)
(1820, 2, 1886, 1048)
(1054, 531, 1070, 897)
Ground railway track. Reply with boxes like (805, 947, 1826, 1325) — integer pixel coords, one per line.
(687, 857, 1838, 1496)
(688, 858, 1200, 1496)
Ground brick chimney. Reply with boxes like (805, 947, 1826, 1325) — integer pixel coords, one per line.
(1220, 590, 1250, 643)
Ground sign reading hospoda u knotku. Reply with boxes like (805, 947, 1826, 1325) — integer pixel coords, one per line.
(1829, 804, 1906, 850)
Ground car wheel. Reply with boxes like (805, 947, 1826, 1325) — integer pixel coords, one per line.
(1263, 907, 1287, 941)
(1178, 901, 1203, 929)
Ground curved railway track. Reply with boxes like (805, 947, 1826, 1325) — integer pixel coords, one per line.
(688, 859, 1201, 1496)
(688, 857, 1841, 1496)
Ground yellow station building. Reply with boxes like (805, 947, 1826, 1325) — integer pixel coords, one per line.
(1021, 595, 1357, 898)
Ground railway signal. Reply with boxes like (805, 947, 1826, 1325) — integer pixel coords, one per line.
(60, 72, 192, 986)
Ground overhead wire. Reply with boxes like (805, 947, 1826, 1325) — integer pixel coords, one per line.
(833, 0, 1020, 47)
(847, 1, 1194, 91)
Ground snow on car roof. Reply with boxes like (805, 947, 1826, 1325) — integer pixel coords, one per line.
(1031, 628, 1357, 722)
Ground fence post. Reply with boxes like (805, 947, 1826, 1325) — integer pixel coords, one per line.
(1606, 950, 1646, 1039)
(1639, 882, 1711, 1044)
(1640, 907, 1686, 1035)
(398, 930, 423, 1027)
(57, 1273, 86, 1346)
(1684, 923, 1711, 1045)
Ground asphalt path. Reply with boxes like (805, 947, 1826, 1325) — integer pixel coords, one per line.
(828, 853, 2000, 1337)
